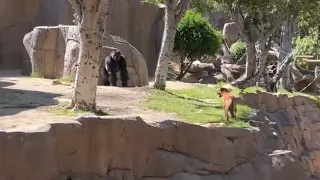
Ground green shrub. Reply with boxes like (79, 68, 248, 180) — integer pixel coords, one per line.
(174, 10, 223, 60)
(230, 41, 246, 62)
(293, 35, 317, 69)
(293, 35, 316, 57)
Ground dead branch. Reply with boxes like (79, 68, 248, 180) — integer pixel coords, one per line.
(175, 0, 190, 22)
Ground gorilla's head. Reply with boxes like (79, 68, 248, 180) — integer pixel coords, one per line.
(112, 50, 121, 61)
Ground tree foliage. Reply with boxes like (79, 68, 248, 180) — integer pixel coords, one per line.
(215, 0, 313, 88)
(144, 0, 221, 14)
(173, 10, 223, 80)
(174, 10, 223, 60)
(230, 41, 246, 62)
(294, 35, 317, 57)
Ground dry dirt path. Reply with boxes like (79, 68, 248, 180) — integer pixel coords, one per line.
(0, 73, 195, 130)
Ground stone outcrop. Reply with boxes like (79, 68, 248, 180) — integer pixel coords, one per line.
(23, 25, 149, 87)
(223, 22, 239, 47)
(240, 91, 320, 179)
(206, 12, 231, 30)
(0, 115, 307, 180)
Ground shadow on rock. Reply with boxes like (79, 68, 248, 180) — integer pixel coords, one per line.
(0, 87, 63, 117)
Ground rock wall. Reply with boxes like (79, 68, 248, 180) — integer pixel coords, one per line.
(0, 0, 164, 77)
(241, 91, 320, 179)
(0, 115, 307, 180)
(23, 25, 149, 87)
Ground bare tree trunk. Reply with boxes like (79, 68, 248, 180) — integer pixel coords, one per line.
(176, 60, 192, 81)
(153, 8, 176, 90)
(278, 16, 296, 90)
(233, 40, 270, 88)
(67, 0, 109, 111)
(153, 0, 190, 90)
(70, 31, 101, 111)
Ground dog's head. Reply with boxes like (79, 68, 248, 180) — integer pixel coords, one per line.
(218, 87, 230, 97)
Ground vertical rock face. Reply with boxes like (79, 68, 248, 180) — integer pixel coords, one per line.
(241, 91, 320, 179)
(23, 26, 66, 78)
(23, 25, 149, 87)
(0, 115, 308, 180)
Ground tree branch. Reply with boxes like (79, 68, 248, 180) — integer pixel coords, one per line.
(264, 17, 283, 39)
(175, 0, 190, 22)
(272, 52, 293, 82)
(93, 0, 108, 26)
(69, 0, 83, 25)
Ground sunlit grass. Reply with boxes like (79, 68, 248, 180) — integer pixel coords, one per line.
(144, 82, 260, 128)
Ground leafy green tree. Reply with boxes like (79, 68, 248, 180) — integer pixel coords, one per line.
(174, 10, 223, 80)
(216, 0, 313, 89)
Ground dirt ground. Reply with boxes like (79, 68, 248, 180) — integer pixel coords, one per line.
(0, 71, 195, 130)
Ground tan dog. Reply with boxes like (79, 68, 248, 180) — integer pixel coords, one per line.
(217, 87, 237, 122)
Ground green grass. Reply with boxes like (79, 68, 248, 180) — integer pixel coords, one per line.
(30, 71, 44, 78)
(58, 75, 75, 83)
(144, 82, 258, 128)
(48, 105, 109, 117)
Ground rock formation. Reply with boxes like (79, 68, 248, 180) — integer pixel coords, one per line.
(0, 115, 307, 180)
(23, 25, 149, 87)
(241, 91, 320, 179)
(223, 22, 240, 47)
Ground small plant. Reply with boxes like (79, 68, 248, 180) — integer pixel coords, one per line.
(30, 71, 44, 78)
(231, 41, 246, 63)
(48, 105, 109, 117)
(58, 75, 75, 83)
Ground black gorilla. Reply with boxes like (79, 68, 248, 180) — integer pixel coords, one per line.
(101, 50, 129, 87)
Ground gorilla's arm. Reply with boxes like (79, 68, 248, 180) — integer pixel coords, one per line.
(105, 56, 118, 86)
(119, 56, 129, 86)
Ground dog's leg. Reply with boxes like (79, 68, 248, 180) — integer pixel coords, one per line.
(224, 104, 229, 122)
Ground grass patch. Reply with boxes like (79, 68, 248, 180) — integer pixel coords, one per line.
(58, 75, 75, 83)
(30, 71, 44, 78)
(144, 82, 258, 128)
(52, 75, 75, 86)
(48, 105, 109, 117)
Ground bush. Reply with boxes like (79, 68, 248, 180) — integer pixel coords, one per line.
(230, 41, 246, 62)
(173, 10, 223, 80)
(293, 35, 316, 57)
(174, 10, 223, 60)
(293, 35, 317, 69)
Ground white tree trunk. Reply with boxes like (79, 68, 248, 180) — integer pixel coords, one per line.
(153, 0, 190, 90)
(153, 7, 176, 90)
(68, 0, 109, 111)
(70, 30, 101, 111)
(278, 17, 296, 90)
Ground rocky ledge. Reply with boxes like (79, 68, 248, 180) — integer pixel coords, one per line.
(0, 115, 307, 180)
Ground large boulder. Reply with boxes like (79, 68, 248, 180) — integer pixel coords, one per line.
(223, 22, 240, 47)
(23, 26, 66, 79)
(23, 25, 149, 87)
(206, 11, 231, 30)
